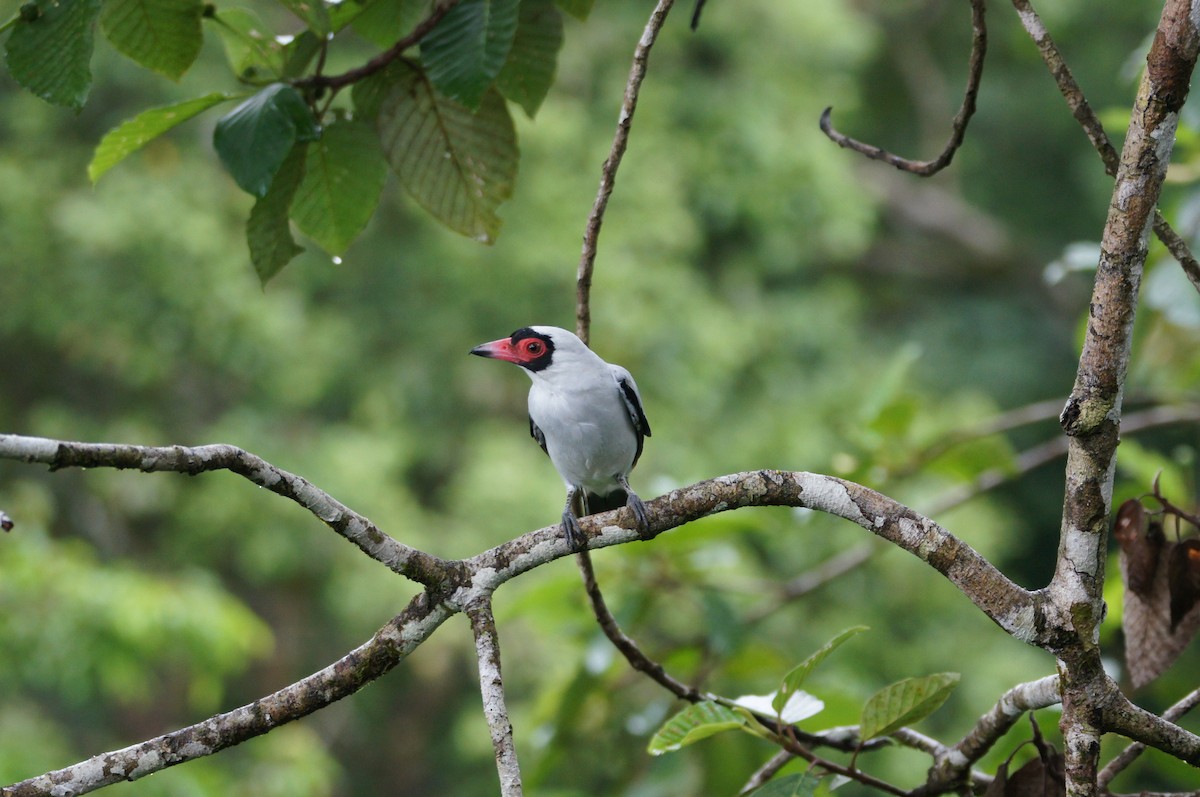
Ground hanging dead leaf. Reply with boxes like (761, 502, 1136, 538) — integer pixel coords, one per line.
(984, 718, 1065, 797)
(1122, 536, 1200, 688)
(1168, 539, 1200, 631)
(1114, 500, 1159, 596)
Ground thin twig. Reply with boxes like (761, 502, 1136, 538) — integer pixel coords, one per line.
(292, 0, 460, 93)
(819, 0, 986, 176)
(1010, 0, 1200, 293)
(575, 0, 676, 345)
(468, 598, 524, 797)
(738, 750, 795, 795)
(1099, 685, 1200, 788)
(0, 434, 446, 586)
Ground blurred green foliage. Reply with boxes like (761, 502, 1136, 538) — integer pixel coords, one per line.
(2, 0, 1200, 794)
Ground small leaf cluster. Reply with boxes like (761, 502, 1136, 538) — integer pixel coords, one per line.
(2, 0, 584, 282)
(646, 626, 962, 795)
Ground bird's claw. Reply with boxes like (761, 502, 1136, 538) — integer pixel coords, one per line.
(626, 492, 650, 538)
(562, 509, 587, 552)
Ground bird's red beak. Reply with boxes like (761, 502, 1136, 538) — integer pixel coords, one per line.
(470, 338, 522, 364)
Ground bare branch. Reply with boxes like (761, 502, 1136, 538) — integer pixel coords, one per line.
(1099, 686, 1200, 769)
(0, 434, 447, 586)
(1099, 685, 1200, 788)
(467, 598, 524, 797)
(1009, 0, 1200, 292)
(1, 593, 452, 797)
(738, 750, 795, 795)
(819, 0, 986, 176)
(575, 0, 676, 345)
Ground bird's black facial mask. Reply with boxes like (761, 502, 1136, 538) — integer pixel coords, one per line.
(507, 328, 555, 372)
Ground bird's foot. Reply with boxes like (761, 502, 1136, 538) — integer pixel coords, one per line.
(561, 509, 587, 552)
(626, 491, 651, 538)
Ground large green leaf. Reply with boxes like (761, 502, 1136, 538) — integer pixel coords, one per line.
(350, 0, 428, 48)
(773, 626, 867, 715)
(213, 83, 320, 198)
(860, 672, 960, 741)
(376, 64, 517, 242)
(750, 772, 821, 797)
(89, 93, 240, 184)
(4, 0, 102, 110)
(495, 0, 562, 118)
(99, 0, 203, 80)
(646, 701, 749, 756)
(420, 0, 519, 109)
(213, 7, 283, 80)
(290, 119, 388, 256)
(248, 144, 308, 285)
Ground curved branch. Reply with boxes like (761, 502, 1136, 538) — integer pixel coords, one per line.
(1099, 685, 1200, 787)
(819, 0, 986, 176)
(575, 0, 676, 344)
(1009, 0, 1200, 292)
(1099, 685, 1200, 768)
(0, 434, 447, 587)
(0, 593, 452, 797)
(467, 598, 523, 797)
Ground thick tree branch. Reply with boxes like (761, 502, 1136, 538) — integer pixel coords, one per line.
(1009, 0, 1200, 292)
(819, 0, 985, 176)
(467, 598, 523, 797)
(575, 0, 676, 345)
(0, 593, 452, 797)
(1099, 685, 1200, 787)
(0, 434, 448, 587)
(1051, 2, 1200, 793)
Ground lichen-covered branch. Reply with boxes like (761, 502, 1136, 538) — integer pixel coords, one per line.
(0, 593, 452, 797)
(467, 598, 524, 797)
(1099, 685, 1200, 787)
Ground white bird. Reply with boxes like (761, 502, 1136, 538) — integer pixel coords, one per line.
(470, 326, 651, 549)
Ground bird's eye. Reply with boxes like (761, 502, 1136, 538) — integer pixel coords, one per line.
(525, 340, 544, 355)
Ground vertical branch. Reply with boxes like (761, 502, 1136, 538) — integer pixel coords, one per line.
(574, 0, 676, 345)
(1053, 1, 1200, 793)
(468, 598, 523, 797)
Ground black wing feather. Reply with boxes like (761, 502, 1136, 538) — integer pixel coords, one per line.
(529, 415, 548, 456)
(614, 371, 651, 468)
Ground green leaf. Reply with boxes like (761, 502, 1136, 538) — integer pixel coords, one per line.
(420, 0, 519, 110)
(99, 0, 203, 80)
(213, 83, 320, 198)
(860, 672, 960, 741)
(89, 93, 240, 183)
(646, 701, 749, 756)
(553, 0, 592, 20)
(290, 119, 388, 255)
(277, 0, 330, 36)
(4, 0, 102, 110)
(750, 772, 821, 797)
(213, 7, 282, 80)
(351, 0, 428, 48)
(773, 626, 867, 715)
(248, 144, 307, 285)
(495, 0, 562, 118)
(376, 64, 517, 242)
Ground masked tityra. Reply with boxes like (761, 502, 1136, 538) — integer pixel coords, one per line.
(470, 326, 652, 549)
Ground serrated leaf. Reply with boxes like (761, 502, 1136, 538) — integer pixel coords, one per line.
(213, 7, 283, 80)
(376, 64, 517, 242)
(277, 0, 330, 35)
(773, 626, 867, 714)
(213, 83, 320, 198)
(89, 93, 239, 183)
(290, 119, 388, 255)
(420, 0, 519, 109)
(248, 143, 307, 284)
(4, 0, 102, 110)
(351, 0, 428, 47)
(646, 701, 749, 755)
(495, 0, 562, 117)
(553, 0, 592, 21)
(860, 672, 960, 741)
(751, 772, 822, 797)
(99, 0, 202, 80)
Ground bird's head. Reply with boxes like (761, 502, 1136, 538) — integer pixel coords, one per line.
(469, 326, 587, 373)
